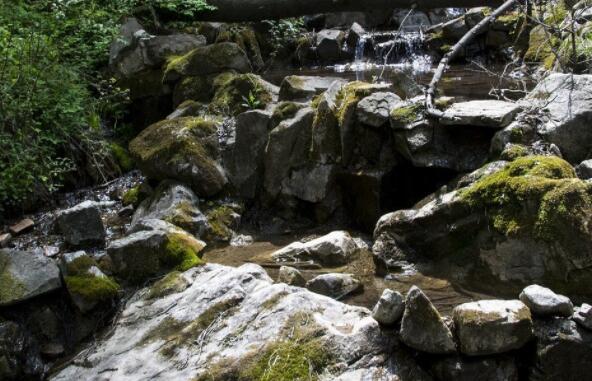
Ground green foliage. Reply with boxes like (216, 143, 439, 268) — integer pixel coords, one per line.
(241, 91, 263, 110)
(0, 0, 212, 211)
(263, 18, 305, 56)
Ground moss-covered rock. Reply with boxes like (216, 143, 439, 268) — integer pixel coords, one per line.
(107, 222, 206, 284)
(172, 75, 213, 107)
(60, 251, 120, 313)
(460, 155, 582, 239)
(129, 117, 227, 197)
(163, 42, 251, 83)
(374, 155, 592, 296)
(209, 73, 276, 115)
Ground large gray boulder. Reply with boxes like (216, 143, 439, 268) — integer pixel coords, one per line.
(526, 73, 592, 163)
(372, 289, 405, 326)
(400, 286, 456, 354)
(50, 264, 424, 380)
(519, 284, 573, 317)
(373, 155, 592, 297)
(279, 76, 347, 101)
(356, 92, 401, 127)
(163, 42, 252, 82)
(263, 107, 314, 199)
(272, 231, 360, 266)
(110, 18, 206, 78)
(439, 100, 522, 128)
(225, 110, 271, 199)
(56, 201, 106, 248)
(131, 180, 207, 237)
(0, 249, 62, 306)
(129, 117, 227, 197)
(453, 300, 533, 355)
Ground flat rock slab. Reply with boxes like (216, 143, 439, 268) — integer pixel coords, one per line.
(272, 230, 359, 266)
(440, 100, 522, 128)
(9, 218, 35, 235)
(453, 300, 533, 355)
(279, 75, 347, 101)
(0, 249, 62, 306)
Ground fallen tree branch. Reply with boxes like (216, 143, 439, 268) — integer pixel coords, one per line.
(425, 0, 519, 119)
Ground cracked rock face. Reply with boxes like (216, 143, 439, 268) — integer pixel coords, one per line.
(50, 264, 426, 381)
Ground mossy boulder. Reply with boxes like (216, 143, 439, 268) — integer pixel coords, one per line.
(60, 251, 121, 313)
(107, 220, 206, 284)
(209, 72, 277, 116)
(129, 117, 227, 197)
(373, 155, 592, 297)
(163, 42, 251, 83)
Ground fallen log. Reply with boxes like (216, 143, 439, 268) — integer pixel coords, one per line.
(198, 0, 503, 22)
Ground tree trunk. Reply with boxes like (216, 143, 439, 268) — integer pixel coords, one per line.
(198, 0, 503, 22)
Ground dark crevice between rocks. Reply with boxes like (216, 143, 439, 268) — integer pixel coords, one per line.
(339, 160, 459, 232)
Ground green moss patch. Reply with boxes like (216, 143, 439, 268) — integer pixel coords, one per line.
(162, 233, 205, 272)
(390, 103, 425, 128)
(460, 155, 592, 241)
(64, 275, 120, 304)
(194, 312, 333, 381)
(122, 186, 140, 207)
(146, 271, 189, 300)
(209, 73, 273, 115)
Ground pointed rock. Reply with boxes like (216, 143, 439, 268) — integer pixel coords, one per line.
(400, 286, 456, 354)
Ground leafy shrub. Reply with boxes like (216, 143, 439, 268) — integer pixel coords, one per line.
(0, 0, 213, 211)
